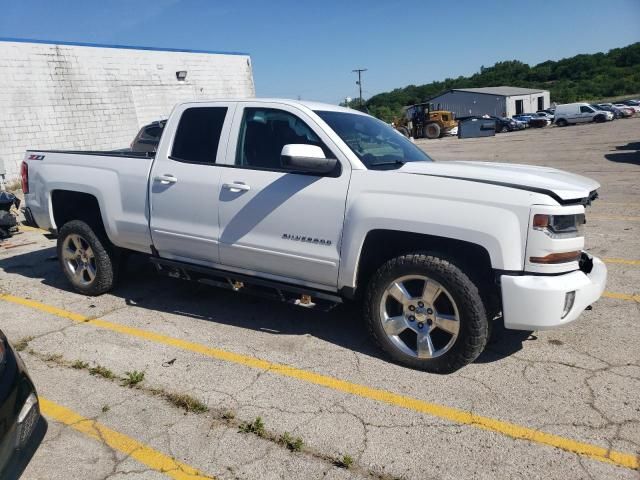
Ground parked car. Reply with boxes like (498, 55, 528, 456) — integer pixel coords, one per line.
(554, 103, 613, 126)
(534, 112, 555, 122)
(613, 103, 640, 114)
(601, 103, 633, 117)
(456, 115, 515, 133)
(592, 104, 621, 119)
(490, 116, 518, 133)
(22, 98, 607, 373)
(511, 118, 528, 130)
(619, 100, 640, 108)
(513, 113, 548, 128)
(0, 330, 46, 478)
(130, 120, 166, 153)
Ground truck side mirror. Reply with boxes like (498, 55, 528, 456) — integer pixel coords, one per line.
(280, 144, 338, 175)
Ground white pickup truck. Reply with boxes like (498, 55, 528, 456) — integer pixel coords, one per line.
(22, 99, 607, 372)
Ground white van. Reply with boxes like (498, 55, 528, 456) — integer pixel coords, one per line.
(554, 103, 613, 126)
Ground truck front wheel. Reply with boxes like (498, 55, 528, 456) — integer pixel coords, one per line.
(364, 253, 488, 373)
(57, 220, 117, 296)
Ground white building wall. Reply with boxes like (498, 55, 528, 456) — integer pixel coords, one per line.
(0, 39, 255, 180)
(505, 92, 550, 117)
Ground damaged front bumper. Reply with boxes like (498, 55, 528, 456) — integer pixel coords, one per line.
(500, 253, 607, 331)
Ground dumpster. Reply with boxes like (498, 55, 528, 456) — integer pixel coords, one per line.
(458, 117, 496, 139)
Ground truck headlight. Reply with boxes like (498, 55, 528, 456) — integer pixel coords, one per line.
(532, 213, 585, 238)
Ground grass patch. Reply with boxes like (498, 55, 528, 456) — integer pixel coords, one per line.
(336, 454, 353, 469)
(122, 370, 145, 387)
(165, 393, 208, 413)
(239, 417, 265, 437)
(279, 431, 304, 452)
(13, 336, 34, 352)
(44, 353, 63, 362)
(221, 410, 235, 420)
(101, 405, 110, 413)
(89, 365, 115, 379)
(71, 360, 89, 370)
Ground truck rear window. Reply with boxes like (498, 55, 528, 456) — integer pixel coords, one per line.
(171, 107, 227, 164)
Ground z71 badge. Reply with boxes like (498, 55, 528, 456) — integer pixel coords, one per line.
(282, 233, 332, 246)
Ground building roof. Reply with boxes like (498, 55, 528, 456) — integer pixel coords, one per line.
(0, 37, 249, 56)
(449, 86, 548, 96)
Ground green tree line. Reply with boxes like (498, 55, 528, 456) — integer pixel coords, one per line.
(359, 43, 640, 122)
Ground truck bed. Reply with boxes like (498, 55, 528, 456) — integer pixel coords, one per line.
(23, 149, 154, 252)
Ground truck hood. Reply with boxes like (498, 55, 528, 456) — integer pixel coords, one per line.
(398, 161, 599, 203)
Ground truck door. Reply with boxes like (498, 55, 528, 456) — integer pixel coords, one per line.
(217, 103, 351, 288)
(149, 103, 235, 266)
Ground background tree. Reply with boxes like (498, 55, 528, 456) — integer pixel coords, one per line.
(363, 43, 640, 120)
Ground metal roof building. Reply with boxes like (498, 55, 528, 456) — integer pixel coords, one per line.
(428, 86, 550, 118)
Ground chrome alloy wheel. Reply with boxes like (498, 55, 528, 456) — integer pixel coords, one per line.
(378, 275, 460, 359)
(61, 233, 97, 285)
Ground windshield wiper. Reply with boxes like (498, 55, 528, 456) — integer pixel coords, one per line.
(369, 160, 405, 166)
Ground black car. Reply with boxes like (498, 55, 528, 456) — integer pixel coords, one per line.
(0, 330, 46, 479)
(130, 119, 166, 153)
(457, 115, 516, 133)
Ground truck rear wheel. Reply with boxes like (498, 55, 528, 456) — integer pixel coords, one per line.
(424, 123, 441, 139)
(57, 220, 117, 296)
(364, 253, 488, 373)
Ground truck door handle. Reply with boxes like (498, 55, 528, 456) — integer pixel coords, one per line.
(222, 182, 251, 192)
(154, 174, 177, 185)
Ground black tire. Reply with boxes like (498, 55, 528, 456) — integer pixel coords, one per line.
(424, 123, 441, 139)
(57, 220, 118, 296)
(499, 125, 509, 133)
(593, 114, 606, 123)
(364, 253, 488, 373)
(555, 118, 568, 127)
(398, 126, 410, 138)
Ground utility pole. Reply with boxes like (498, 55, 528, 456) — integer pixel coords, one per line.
(352, 68, 367, 107)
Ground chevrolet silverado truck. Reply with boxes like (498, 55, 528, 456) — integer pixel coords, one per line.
(21, 99, 607, 373)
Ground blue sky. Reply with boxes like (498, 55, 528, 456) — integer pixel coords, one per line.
(1, 0, 638, 104)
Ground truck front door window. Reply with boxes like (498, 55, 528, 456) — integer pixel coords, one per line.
(235, 108, 332, 171)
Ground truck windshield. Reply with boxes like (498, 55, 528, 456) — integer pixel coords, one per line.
(315, 110, 433, 169)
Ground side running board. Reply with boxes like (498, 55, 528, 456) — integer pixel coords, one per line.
(149, 257, 343, 310)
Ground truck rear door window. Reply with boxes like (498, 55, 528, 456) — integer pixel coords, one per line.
(171, 107, 227, 164)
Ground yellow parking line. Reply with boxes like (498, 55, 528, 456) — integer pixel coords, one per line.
(603, 257, 640, 266)
(40, 397, 213, 479)
(589, 214, 640, 222)
(19, 225, 48, 233)
(1, 294, 638, 470)
(603, 291, 640, 302)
